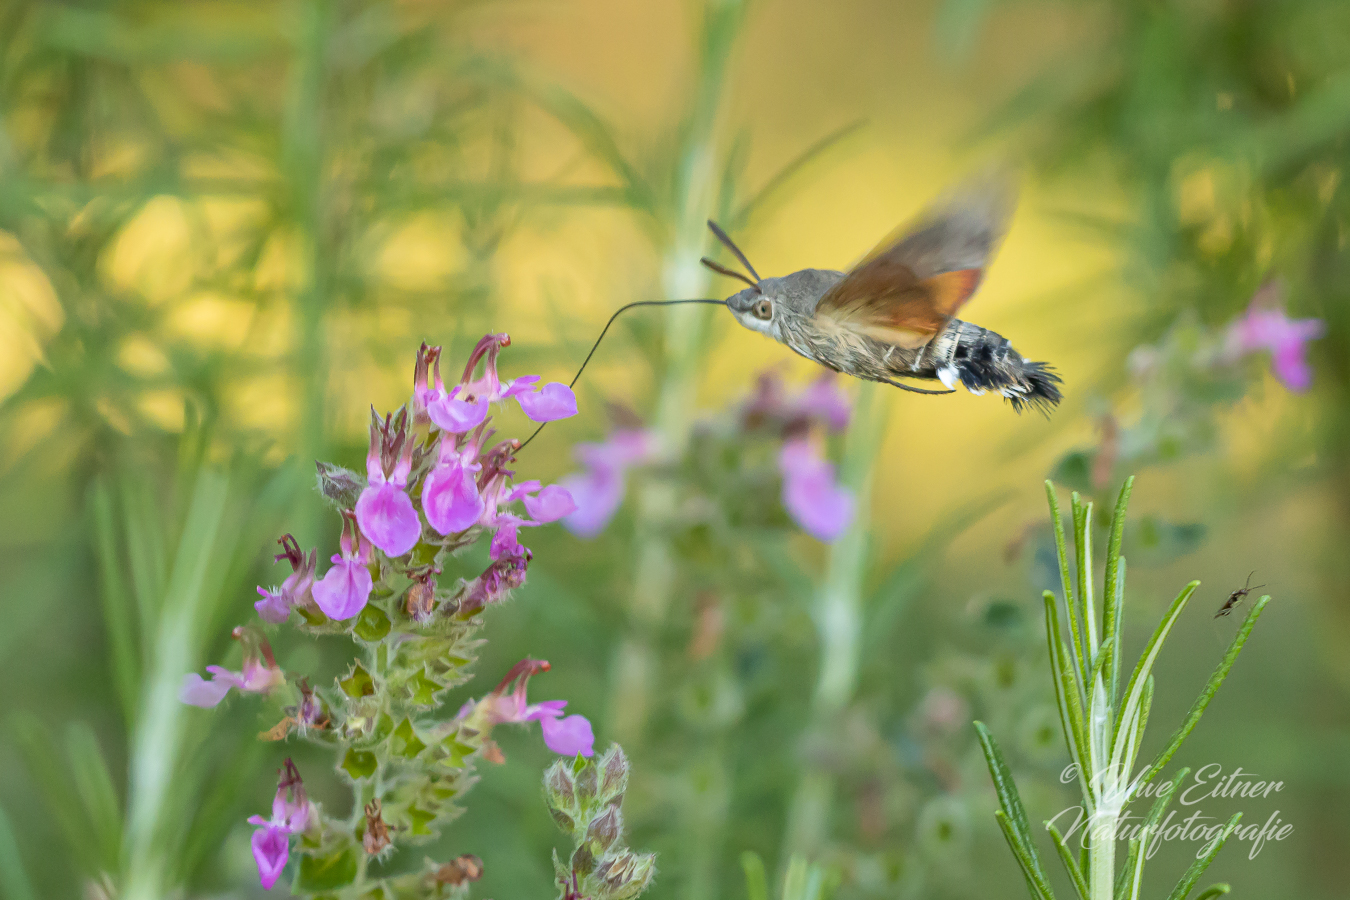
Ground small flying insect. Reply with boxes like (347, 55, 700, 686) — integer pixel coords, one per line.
(702, 171, 1063, 412)
(1214, 571, 1265, 618)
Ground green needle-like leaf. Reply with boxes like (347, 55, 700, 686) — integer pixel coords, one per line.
(1137, 595, 1270, 790)
(975, 722, 1052, 892)
(1047, 823, 1090, 900)
(1192, 886, 1232, 900)
(1103, 477, 1133, 708)
(1164, 813, 1241, 900)
(994, 811, 1056, 900)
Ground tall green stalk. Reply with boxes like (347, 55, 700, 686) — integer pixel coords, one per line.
(781, 381, 889, 857)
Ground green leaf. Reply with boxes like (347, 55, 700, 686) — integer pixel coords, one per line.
(406, 802, 436, 836)
(294, 844, 359, 892)
(0, 802, 37, 900)
(1047, 823, 1089, 900)
(341, 748, 378, 780)
(353, 604, 391, 642)
(1043, 593, 1090, 789)
(1071, 493, 1098, 665)
(1045, 483, 1087, 692)
(1164, 813, 1241, 900)
(11, 713, 101, 872)
(65, 722, 122, 871)
(741, 851, 769, 900)
(390, 718, 426, 758)
(339, 662, 375, 698)
(1191, 886, 1231, 900)
(732, 120, 865, 228)
(1116, 768, 1187, 900)
(1110, 581, 1199, 774)
(1137, 595, 1270, 791)
(974, 722, 1053, 895)
(1102, 477, 1134, 709)
(89, 480, 140, 728)
(993, 811, 1054, 900)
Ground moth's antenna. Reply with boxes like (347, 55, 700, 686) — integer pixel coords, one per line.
(516, 298, 727, 452)
(706, 220, 761, 282)
(700, 257, 758, 289)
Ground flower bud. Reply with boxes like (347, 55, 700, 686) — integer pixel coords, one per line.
(585, 805, 623, 851)
(316, 461, 365, 508)
(550, 806, 577, 833)
(574, 759, 599, 803)
(571, 843, 596, 877)
(545, 760, 577, 809)
(614, 853, 656, 900)
(599, 745, 629, 804)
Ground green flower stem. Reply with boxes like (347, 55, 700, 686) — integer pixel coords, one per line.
(606, 0, 743, 745)
(122, 472, 233, 900)
(782, 381, 889, 856)
(283, 0, 334, 545)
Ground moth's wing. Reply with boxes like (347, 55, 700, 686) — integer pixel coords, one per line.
(814, 169, 1018, 348)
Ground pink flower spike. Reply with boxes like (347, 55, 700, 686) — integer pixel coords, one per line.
(521, 484, 577, 523)
(179, 672, 233, 707)
(516, 382, 578, 422)
(540, 714, 595, 757)
(779, 438, 854, 542)
(255, 535, 318, 624)
(251, 825, 290, 890)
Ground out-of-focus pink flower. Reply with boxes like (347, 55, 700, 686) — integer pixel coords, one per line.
(422, 433, 485, 535)
(743, 371, 852, 431)
(463, 658, 595, 757)
(355, 415, 421, 557)
(246, 759, 313, 891)
(311, 512, 374, 621)
(507, 480, 577, 524)
(255, 534, 318, 624)
(1228, 285, 1325, 392)
(778, 437, 854, 542)
(558, 429, 658, 538)
(421, 334, 579, 432)
(181, 628, 284, 707)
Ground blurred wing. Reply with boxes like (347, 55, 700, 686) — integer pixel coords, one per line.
(814, 169, 1017, 348)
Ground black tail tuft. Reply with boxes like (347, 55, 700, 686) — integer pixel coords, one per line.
(956, 347, 1063, 416)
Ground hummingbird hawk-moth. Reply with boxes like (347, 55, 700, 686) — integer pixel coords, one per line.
(701, 172, 1063, 413)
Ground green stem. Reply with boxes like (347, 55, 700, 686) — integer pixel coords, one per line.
(782, 381, 889, 856)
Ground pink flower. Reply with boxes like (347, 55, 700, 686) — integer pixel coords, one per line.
(540, 714, 595, 757)
(507, 480, 578, 524)
(421, 334, 579, 432)
(247, 760, 313, 890)
(354, 414, 421, 557)
(779, 437, 853, 542)
(255, 534, 317, 624)
(251, 826, 290, 891)
(180, 628, 284, 707)
(311, 512, 374, 621)
(465, 659, 595, 757)
(743, 371, 852, 431)
(1228, 285, 1325, 392)
(558, 429, 658, 538)
(422, 434, 485, 535)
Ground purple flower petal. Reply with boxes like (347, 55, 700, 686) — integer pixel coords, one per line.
(251, 824, 290, 890)
(540, 714, 595, 757)
(355, 482, 421, 557)
(255, 587, 291, 624)
(524, 699, 569, 722)
(490, 520, 526, 561)
(779, 439, 854, 542)
(427, 392, 490, 433)
(522, 484, 577, 523)
(179, 673, 233, 707)
(502, 374, 541, 398)
(311, 556, 374, 621)
(1230, 298, 1325, 392)
(516, 382, 578, 422)
(795, 376, 852, 430)
(423, 461, 484, 535)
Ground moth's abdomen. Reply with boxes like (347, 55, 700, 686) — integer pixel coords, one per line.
(933, 321, 1062, 414)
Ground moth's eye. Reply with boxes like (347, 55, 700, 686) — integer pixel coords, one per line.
(752, 299, 773, 320)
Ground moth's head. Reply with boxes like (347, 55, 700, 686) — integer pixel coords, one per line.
(726, 270, 839, 336)
(726, 284, 776, 336)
